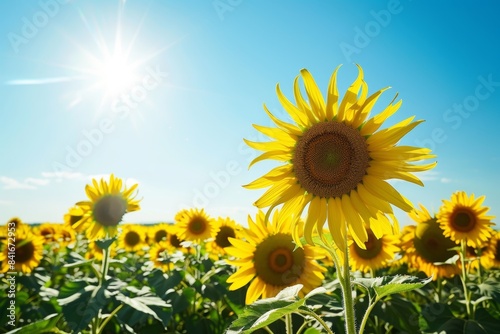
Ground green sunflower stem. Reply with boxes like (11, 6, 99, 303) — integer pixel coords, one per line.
(341, 239, 357, 334)
(459, 240, 472, 319)
(285, 313, 293, 334)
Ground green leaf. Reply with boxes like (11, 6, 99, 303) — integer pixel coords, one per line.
(355, 275, 432, 299)
(57, 280, 109, 333)
(5, 314, 62, 334)
(115, 294, 170, 324)
(371, 294, 421, 334)
(227, 284, 317, 334)
(95, 236, 118, 250)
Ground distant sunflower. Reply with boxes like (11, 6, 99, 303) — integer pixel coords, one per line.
(34, 223, 58, 244)
(176, 208, 216, 242)
(480, 231, 500, 269)
(244, 65, 435, 249)
(118, 224, 146, 253)
(401, 205, 459, 280)
(147, 223, 170, 245)
(226, 210, 326, 304)
(149, 241, 175, 272)
(350, 227, 399, 274)
(0, 227, 44, 273)
(437, 191, 495, 248)
(73, 174, 140, 240)
(64, 206, 85, 233)
(207, 217, 243, 257)
(56, 227, 76, 248)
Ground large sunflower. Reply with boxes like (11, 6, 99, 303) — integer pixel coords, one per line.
(349, 225, 399, 274)
(400, 205, 459, 280)
(175, 208, 216, 242)
(244, 65, 435, 249)
(73, 174, 140, 240)
(226, 209, 326, 305)
(0, 226, 45, 273)
(437, 191, 495, 248)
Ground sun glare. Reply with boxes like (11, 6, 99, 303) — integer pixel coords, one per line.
(98, 51, 137, 96)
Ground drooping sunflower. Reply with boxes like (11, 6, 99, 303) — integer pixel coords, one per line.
(72, 174, 140, 240)
(206, 217, 243, 257)
(226, 209, 326, 305)
(175, 208, 216, 242)
(400, 205, 460, 280)
(349, 225, 400, 274)
(0, 226, 45, 273)
(437, 191, 495, 248)
(244, 65, 436, 249)
(480, 230, 500, 269)
(118, 224, 146, 253)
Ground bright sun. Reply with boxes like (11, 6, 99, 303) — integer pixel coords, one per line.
(98, 51, 137, 96)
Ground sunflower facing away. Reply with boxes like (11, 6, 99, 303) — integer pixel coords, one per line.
(244, 65, 436, 249)
(175, 208, 216, 242)
(225, 209, 326, 305)
(72, 174, 140, 240)
(437, 191, 495, 248)
(400, 205, 459, 280)
(1, 225, 45, 273)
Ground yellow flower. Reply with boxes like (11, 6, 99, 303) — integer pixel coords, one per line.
(149, 241, 175, 272)
(0, 225, 45, 273)
(34, 223, 58, 244)
(437, 191, 495, 248)
(480, 231, 500, 269)
(226, 210, 326, 304)
(400, 205, 459, 280)
(73, 174, 140, 240)
(244, 65, 435, 249)
(349, 226, 400, 274)
(175, 208, 216, 242)
(64, 206, 85, 233)
(118, 224, 146, 253)
(206, 217, 243, 257)
(146, 223, 170, 245)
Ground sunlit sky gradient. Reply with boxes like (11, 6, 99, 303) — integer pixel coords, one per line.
(1, 0, 499, 227)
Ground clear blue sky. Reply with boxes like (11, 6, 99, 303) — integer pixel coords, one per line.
(1, 0, 499, 227)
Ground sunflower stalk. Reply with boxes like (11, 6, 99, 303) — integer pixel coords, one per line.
(459, 239, 473, 319)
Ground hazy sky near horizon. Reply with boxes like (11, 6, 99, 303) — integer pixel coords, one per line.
(1, 0, 499, 227)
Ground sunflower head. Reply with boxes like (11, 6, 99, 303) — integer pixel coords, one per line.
(226, 209, 326, 304)
(480, 231, 500, 269)
(402, 205, 460, 280)
(73, 174, 141, 240)
(1, 226, 45, 273)
(350, 227, 399, 274)
(206, 217, 243, 257)
(244, 65, 436, 250)
(175, 208, 216, 242)
(118, 224, 146, 253)
(437, 191, 495, 248)
(147, 223, 170, 245)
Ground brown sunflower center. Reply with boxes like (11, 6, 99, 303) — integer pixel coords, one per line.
(188, 218, 207, 235)
(170, 234, 182, 248)
(93, 195, 127, 227)
(15, 240, 35, 263)
(155, 230, 168, 243)
(293, 122, 369, 198)
(124, 231, 140, 246)
(414, 219, 456, 263)
(450, 209, 476, 232)
(215, 226, 236, 248)
(354, 230, 383, 259)
(253, 233, 305, 286)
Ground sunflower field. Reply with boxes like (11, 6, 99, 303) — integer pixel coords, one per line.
(2, 67, 500, 334)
